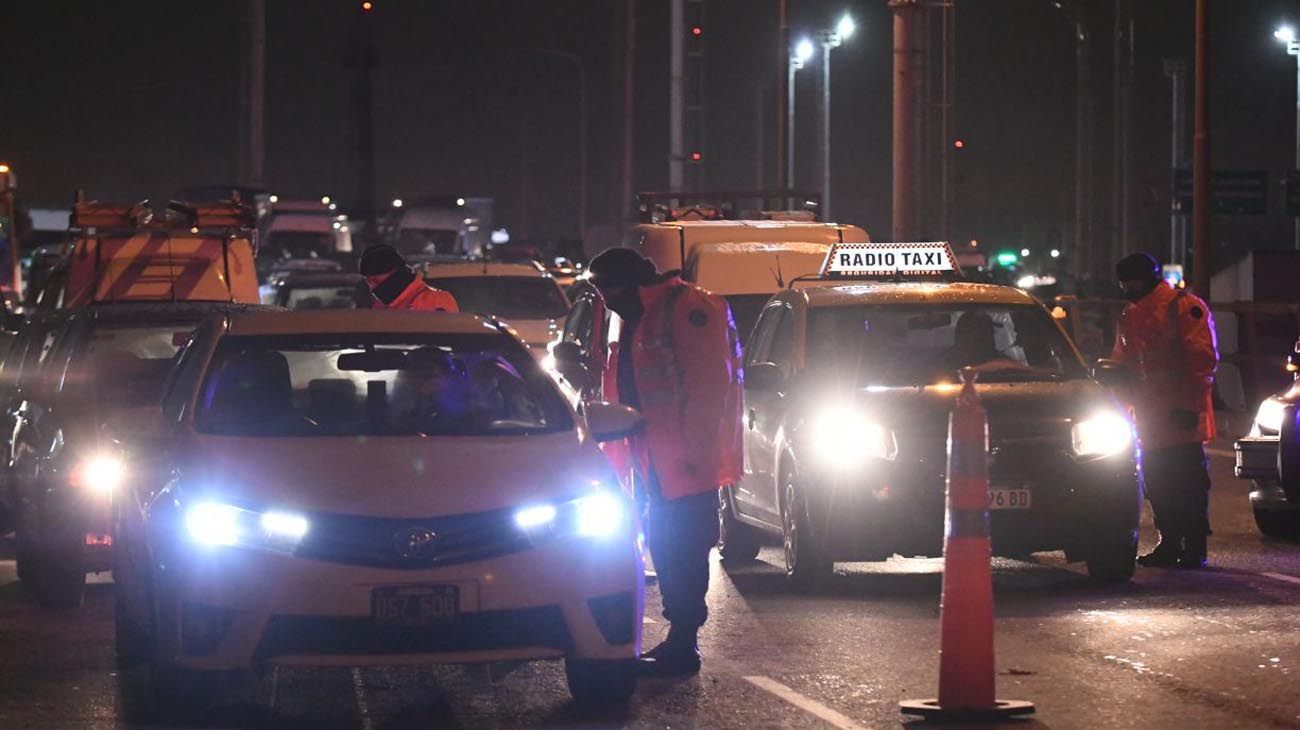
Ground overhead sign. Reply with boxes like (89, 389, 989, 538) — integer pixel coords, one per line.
(1173, 169, 1268, 216)
(821, 242, 958, 277)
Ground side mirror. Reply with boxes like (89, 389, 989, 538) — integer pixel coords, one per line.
(552, 340, 584, 366)
(1287, 350, 1298, 375)
(745, 362, 787, 392)
(103, 404, 167, 445)
(1092, 358, 1133, 389)
(584, 401, 644, 443)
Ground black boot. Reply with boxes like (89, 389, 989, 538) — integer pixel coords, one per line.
(639, 627, 702, 677)
(1137, 536, 1183, 568)
(1178, 534, 1207, 570)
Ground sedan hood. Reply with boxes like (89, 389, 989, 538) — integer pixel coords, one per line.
(179, 431, 615, 518)
(501, 318, 561, 351)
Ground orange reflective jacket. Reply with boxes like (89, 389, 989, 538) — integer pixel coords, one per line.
(369, 274, 459, 312)
(610, 276, 744, 501)
(1111, 281, 1218, 448)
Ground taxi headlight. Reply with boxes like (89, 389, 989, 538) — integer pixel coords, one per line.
(185, 501, 309, 551)
(1254, 398, 1286, 435)
(808, 406, 897, 468)
(1071, 411, 1133, 459)
(574, 493, 625, 537)
(71, 454, 126, 495)
(513, 491, 628, 540)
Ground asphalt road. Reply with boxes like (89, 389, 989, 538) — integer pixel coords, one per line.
(0, 440, 1297, 729)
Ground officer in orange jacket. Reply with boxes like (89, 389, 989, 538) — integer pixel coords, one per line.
(1111, 252, 1218, 569)
(587, 247, 743, 676)
(358, 245, 459, 312)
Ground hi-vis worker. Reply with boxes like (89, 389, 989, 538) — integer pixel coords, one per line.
(1111, 252, 1218, 570)
(359, 245, 459, 312)
(587, 247, 743, 677)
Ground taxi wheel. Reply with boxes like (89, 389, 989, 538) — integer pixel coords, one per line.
(718, 487, 761, 564)
(565, 658, 637, 708)
(782, 480, 833, 586)
(1253, 508, 1300, 540)
(1084, 528, 1138, 584)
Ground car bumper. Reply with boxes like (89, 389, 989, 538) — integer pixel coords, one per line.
(148, 532, 643, 672)
(806, 452, 1139, 561)
(1235, 436, 1279, 481)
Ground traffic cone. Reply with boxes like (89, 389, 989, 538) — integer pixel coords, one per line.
(900, 369, 1034, 721)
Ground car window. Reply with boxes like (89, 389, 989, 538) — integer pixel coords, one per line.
(283, 286, 362, 311)
(425, 276, 569, 319)
(746, 303, 785, 368)
(58, 322, 195, 408)
(563, 297, 593, 348)
(768, 307, 795, 375)
(193, 332, 573, 438)
(162, 320, 216, 422)
(806, 303, 1088, 386)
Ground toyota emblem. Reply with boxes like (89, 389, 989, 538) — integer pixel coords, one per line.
(393, 527, 438, 560)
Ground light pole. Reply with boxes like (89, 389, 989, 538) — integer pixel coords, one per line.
(533, 48, 588, 242)
(788, 38, 814, 198)
(815, 13, 855, 221)
(1276, 25, 1300, 250)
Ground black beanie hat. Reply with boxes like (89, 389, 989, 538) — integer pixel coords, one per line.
(358, 244, 407, 276)
(588, 247, 658, 289)
(1115, 252, 1161, 283)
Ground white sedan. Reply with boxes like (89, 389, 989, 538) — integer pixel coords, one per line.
(110, 309, 643, 719)
(422, 260, 569, 358)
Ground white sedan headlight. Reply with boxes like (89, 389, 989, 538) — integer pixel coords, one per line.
(1254, 398, 1286, 435)
(513, 490, 628, 540)
(1071, 411, 1134, 459)
(185, 501, 310, 551)
(808, 405, 897, 470)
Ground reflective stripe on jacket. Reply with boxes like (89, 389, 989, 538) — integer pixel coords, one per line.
(611, 276, 744, 501)
(1111, 281, 1218, 448)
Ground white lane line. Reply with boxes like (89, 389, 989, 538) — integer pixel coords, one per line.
(1205, 447, 1234, 459)
(1261, 572, 1300, 588)
(351, 667, 374, 730)
(743, 675, 874, 730)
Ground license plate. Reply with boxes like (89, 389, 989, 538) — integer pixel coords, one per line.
(371, 585, 459, 627)
(988, 488, 1031, 510)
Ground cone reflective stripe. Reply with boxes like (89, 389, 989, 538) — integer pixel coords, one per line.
(901, 369, 1034, 720)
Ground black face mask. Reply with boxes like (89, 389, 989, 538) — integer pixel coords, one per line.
(372, 265, 417, 305)
(1121, 279, 1159, 303)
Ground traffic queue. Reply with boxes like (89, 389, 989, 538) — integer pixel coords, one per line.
(0, 190, 1233, 720)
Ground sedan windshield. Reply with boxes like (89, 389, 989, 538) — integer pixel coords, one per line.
(426, 276, 569, 319)
(194, 333, 572, 437)
(806, 303, 1088, 386)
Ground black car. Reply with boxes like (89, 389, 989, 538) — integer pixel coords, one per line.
(718, 270, 1141, 585)
(9, 302, 273, 608)
(1234, 336, 1300, 539)
(267, 272, 368, 310)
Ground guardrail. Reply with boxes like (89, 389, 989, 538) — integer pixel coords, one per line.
(1054, 297, 1300, 412)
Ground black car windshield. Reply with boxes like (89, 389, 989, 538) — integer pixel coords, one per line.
(426, 276, 568, 319)
(194, 333, 572, 437)
(806, 303, 1088, 386)
(282, 285, 363, 310)
(61, 323, 193, 407)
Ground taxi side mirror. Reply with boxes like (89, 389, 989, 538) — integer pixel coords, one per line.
(1092, 358, 1133, 389)
(584, 401, 644, 442)
(746, 362, 787, 392)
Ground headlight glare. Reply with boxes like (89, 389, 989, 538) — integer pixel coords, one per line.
(808, 406, 897, 468)
(72, 454, 126, 495)
(185, 503, 244, 546)
(185, 502, 309, 551)
(514, 503, 558, 529)
(261, 511, 310, 541)
(1072, 412, 1133, 458)
(1254, 398, 1286, 434)
(575, 493, 624, 537)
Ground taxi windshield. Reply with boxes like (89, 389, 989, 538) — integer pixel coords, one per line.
(194, 333, 572, 437)
(425, 276, 569, 319)
(806, 303, 1087, 386)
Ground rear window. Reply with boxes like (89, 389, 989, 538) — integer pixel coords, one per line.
(426, 276, 569, 319)
(194, 333, 572, 437)
(283, 285, 363, 311)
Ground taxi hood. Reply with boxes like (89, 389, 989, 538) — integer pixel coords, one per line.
(501, 318, 562, 351)
(177, 431, 615, 518)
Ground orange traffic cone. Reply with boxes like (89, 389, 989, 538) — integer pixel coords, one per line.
(900, 369, 1034, 721)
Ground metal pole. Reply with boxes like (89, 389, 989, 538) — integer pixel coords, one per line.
(891, 0, 922, 241)
(621, 0, 636, 224)
(776, 0, 789, 190)
(669, 0, 685, 193)
(1294, 51, 1300, 250)
(755, 83, 765, 188)
(1191, 0, 1210, 298)
(248, 0, 265, 188)
(818, 39, 832, 221)
(1164, 59, 1188, 265)
(939, 0, 955, 242)
(1074, 10, 1092, 281)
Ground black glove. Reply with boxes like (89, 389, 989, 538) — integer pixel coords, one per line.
(1169, 409, 1198, 432)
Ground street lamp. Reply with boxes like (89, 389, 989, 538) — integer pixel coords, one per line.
(815, 13, 856, 221)
(1276, 24, 1300, 249)
(787, 38, 815, 193)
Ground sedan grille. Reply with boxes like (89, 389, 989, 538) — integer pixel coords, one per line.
(294, 506, 531, 570)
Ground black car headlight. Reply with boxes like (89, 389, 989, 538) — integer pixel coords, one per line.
(807, 405, 898, 471)
(1071, 411, 1134, 459)
(1253, 398, 1286, 436)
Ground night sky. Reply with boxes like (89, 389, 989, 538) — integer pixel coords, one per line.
(2, 0, 1297, 266)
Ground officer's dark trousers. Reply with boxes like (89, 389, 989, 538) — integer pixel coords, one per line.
(644, 489, 719, 635)
(1143, 443, 1212, 541)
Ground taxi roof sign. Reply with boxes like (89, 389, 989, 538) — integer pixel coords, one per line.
(820, 241, 961, 279)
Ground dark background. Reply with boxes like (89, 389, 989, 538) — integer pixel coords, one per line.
(2, 0, 1297, 264)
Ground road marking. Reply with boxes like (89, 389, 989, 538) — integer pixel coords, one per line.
(1261, 572, 1300, 588)
(1205, 448, 1234, 459)
(351, 667, 374, 730)
(743, 675, 874, 730)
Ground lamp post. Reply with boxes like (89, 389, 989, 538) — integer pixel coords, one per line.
(1277, 25, 1300, 250)
(815, 13, 855, 221)
(788, 38, 815, 198)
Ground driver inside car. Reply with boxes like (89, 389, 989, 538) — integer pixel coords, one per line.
(392, 347, 480, 433)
